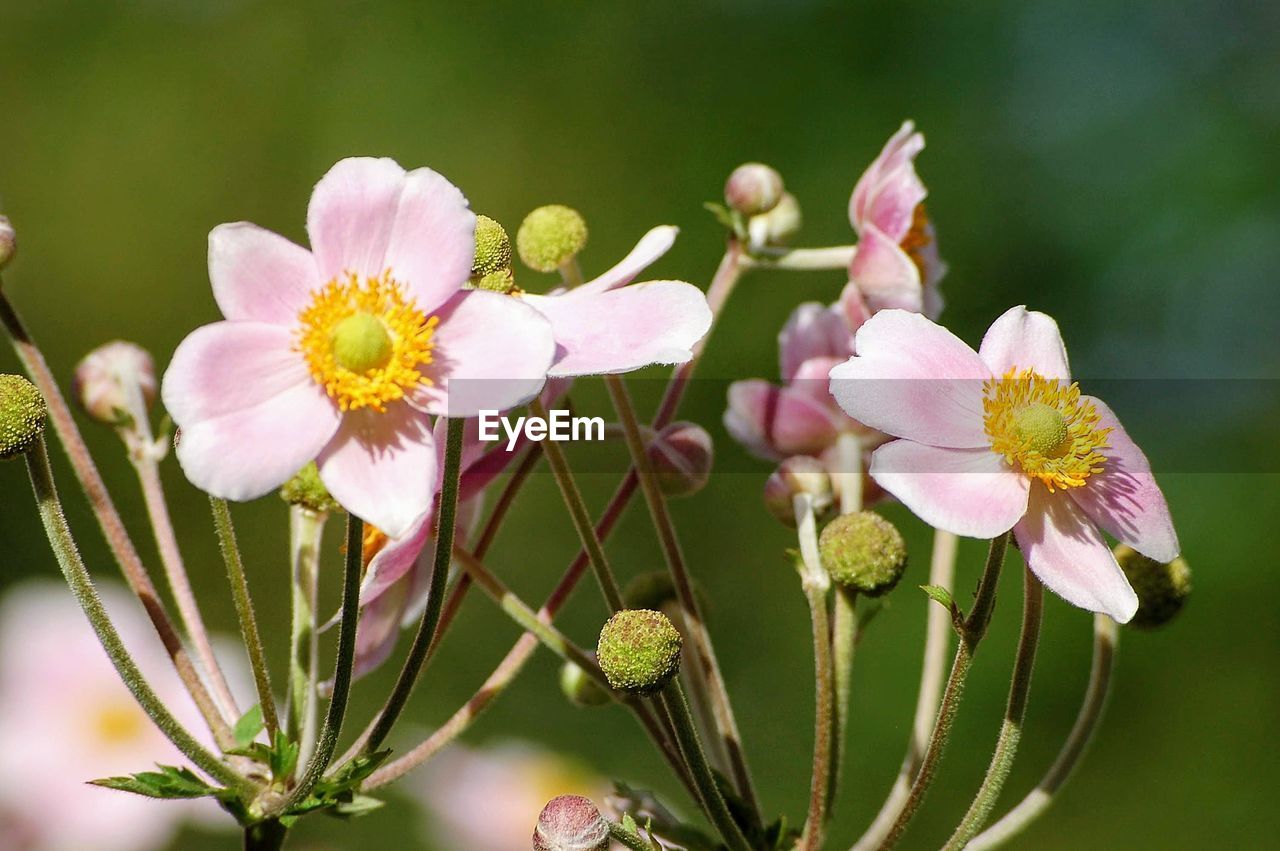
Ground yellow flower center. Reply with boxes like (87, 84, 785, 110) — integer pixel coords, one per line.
(900, 203, 935, 277)
(983, 368, 1111, 491)
(93, 701, 146, 744)
(296, 271, 439, 412)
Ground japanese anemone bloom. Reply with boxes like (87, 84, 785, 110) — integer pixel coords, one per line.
(848, 121, 946, 320)
(829, 307, 1179, 622)
(162, 158, 556, 537)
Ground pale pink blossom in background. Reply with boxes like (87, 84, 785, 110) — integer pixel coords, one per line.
(162, 157, 556, 538)
(0, 582, 241, 851)
(829, 306, 1179, 621)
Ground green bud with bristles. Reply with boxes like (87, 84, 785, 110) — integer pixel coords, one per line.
(1115, 545, 1191, 629)
(596, 609, 682, 695)
(517, 205, 588, 273)
(471, 214, 512, 277)
(558, 660, 612, 708)
(280, 462, 339, 514)
(475, 267, 517, 294)
(818, 511, 907, 596)
(0, 374, 47, 460)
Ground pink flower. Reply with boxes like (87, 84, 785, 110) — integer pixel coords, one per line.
(0, 582, 242, 851)
(162, 158, 556, 537)
(848, 121, 946, 320)
(829, 307, 1179, 621)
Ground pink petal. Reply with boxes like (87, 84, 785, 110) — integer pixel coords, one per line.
(163, 322, 340, 500)
(788, 356, 851, 410)
(317, 406, 438, 539)
(849, 121, 921, 228)
(412, 290, 555, 417)
(848, 225, 924, 314)
(361, 510, 433, 605)
(208, 223, 319, 325)
(864, 161, 928, 243)
(306, 158, 475, 312)
(836, 281, 873, 334)
(829, 310, 990, 448)
(526, 281, 712, 378)
(978, 306, 1070, 379)
(349, 577, 411, 683)
(575, 226, 679, 296)
(1068, 397, 1179, 562)
(724, 380, 843, 461)
(779, 302, 855, 382)
(869, 441, 1029, 537)
(1015, 485, 1139, 622)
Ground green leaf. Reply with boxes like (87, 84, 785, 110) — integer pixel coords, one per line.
(703, 201, 737, 231)
(920, 584, 955, 609)
(328, 794, 385, 819)
(90, 765, 219, 800)
(269, 731, 300, 783)
(233, 704, 265, 749)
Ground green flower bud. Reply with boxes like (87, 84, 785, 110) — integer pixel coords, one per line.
(475, 267, 517, 294)
(0, 374, 47, 460)
(596, 609, 682, 695)
(1115, 545, 1191, 629)
(559, 660, 612, 708)
(471, 214, 512, 277)
(279, 462, 340, 514)
(517, 205, 588, 273)
(725, 163, 785, 217)
(533, 795, 610, 851)
(0, 216, 15, 270)
(818, 511, 907, 596)
(763, 455, 833, 527)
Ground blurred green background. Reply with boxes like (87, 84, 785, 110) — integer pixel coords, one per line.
(2, 1, 1277, 848)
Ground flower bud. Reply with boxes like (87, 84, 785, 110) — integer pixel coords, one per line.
(280, 462, 340, 514)
(818, 511, 907, 596)
(73, 341, 157, 426)
(724, 163, 785, 217)
(0, 216, 15, 270)
(532, 794, 610, 851)
(517, 205, 588, 273)
(596, 609, 682, 695)
(763, 455, 833, 527)
(472, 214, 513, 277)
(559, 660, 612, 708)
(0, 374, 47, 460)
(1115, 545, 1191, 629)
(647, 421, 713, 498)
(748, 191, 802, 249)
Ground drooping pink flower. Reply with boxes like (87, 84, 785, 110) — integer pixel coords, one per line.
(848, 121, 946, 319)
(829, 307, 1179, 621)
(162, 158, 556, 537)
(0, 582, 242, 851)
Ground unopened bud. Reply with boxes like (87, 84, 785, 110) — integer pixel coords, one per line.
(73, 341, 157, 426)
(0, 216, 15, 270)
(532, 795, 610, 851)
(725, 163, 785, 217)
(472, 214, 513, 277)
(559, 660, 612, 708)
(280, 462, 340, 514)
(517, 205, 588, 273)
(1115, 545, 1191, 629)
(648, 421, 713, 498)
(0, 374, 47, 460)
(596, 609, 682, 695)
(763, 455, 833, 527)
(818, 511, 907, 595)
(748, 191, 802, 249)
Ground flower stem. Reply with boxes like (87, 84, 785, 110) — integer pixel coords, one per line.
(852, 530, 958, 851)
(210, 497, 279, 739)
(22, 435, 249, 790)
(740, 244, 857, 271)
(794, 493, 835, 850)
(608, 818, 658, 851)
(359, 415, 466, 755)
(871, 530, 1010, 851)
(286, 506, 327, 764)
(944, 566, 1044, 849)
(243, 818, 288, 851)
(967, 613, 1117, 850)
(0, 287, 235, 746)
(828, 431, 863, 816)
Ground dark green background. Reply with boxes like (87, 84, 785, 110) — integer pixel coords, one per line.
(2, 1, 1277, 849)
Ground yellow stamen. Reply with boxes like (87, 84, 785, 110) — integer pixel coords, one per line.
(900, 203, 935, 278)
(296, 271, 438, 412)
(984, 368, 1111, 491)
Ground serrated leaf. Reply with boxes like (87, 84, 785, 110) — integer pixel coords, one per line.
(90, 765, 218, 800)
(269, 733, 300, 783)
(327, 794, 384, 819)
(233, 704, 265, 749)
(920, 584, 955, 609)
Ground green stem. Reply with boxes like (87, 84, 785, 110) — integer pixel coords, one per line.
(795, 494, 834, 850)
(740, 244, 856, 270)
(967, 614, 1116, 851)
(872, 531, 1010, 851)
(286, 506, 326, 764)
(243, 818, 288, 851)
(608, 819, 657, 851)
(359, 415, 466, 755)
(660, 680, 753, 851)
(22, 435, 249, 790)
(944, 566, 1044, 848)
(828, 431, 863, 816)
(210, 497, 280, 739)
(283, 513, 362, 808)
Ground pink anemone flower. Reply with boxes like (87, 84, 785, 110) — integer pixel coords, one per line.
(829, 306, 1179, 622)
(848, 121, 946, 320)
(162, 158, 556, 538)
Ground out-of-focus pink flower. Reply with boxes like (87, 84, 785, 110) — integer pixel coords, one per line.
(413, 741, 610, 851)
(161, 157, 556, 538)
(829, 307, 1180, 622)
(0, 582, 240, 851)
(848, 121, 946, 319)
(73, 341, 157, 426)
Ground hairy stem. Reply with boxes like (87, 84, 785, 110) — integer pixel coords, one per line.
(794, 493, 835, 850)
(286, 506, 327, 764)
(828, 431, 863, 816)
